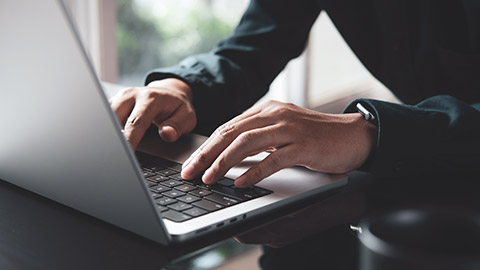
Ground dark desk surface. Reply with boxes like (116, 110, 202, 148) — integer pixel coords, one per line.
(0, 178, 237, 270)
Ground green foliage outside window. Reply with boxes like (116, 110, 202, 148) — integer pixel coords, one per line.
(117, 0, 238, 85)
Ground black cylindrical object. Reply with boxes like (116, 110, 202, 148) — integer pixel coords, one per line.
(354, 206, 480, 270)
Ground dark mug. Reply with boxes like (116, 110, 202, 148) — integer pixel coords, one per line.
(351, 206, 480, 270)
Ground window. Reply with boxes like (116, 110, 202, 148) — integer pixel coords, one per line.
(116, 0, 249, 86)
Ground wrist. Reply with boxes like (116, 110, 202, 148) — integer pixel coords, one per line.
(147, 78, 193, 103)
(350, 112, 378, 169)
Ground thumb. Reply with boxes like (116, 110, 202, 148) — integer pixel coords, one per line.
(159, 125, 179, 142)
(156, 104, 196, 142)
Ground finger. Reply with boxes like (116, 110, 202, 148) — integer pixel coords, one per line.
(181, 104, 266, 169)
(109, 95, 136, 126)
(234, 145, 297, 188)
(181, 113, 274, 180)
(154, 103, 196, 142)
(202, 124, 288, 184)
(123, 99, 158, 150)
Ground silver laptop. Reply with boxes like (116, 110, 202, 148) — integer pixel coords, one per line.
(0, 0, 349, 245)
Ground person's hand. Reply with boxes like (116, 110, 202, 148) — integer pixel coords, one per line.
(181, 100, 377, 187)
(234, 188, 368, 248)
(109, 78, 196, 150)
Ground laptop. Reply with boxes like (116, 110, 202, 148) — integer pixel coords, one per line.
(0, 0, 349, 245)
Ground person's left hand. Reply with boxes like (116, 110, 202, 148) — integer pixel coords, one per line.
(181, 100, 377, 187)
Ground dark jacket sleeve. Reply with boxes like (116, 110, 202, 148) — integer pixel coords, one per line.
(345, 95, 480, 179)
(145, 0, 321, 135)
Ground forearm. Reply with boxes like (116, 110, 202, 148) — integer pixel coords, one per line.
(345, 95, 480, 179)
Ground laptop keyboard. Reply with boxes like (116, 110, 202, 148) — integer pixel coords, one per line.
(137, 153, 273, 223)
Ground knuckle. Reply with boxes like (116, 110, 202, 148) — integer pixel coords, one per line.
(261, 100, 278, 111)
(216, 156, 228, 170)
(215, 123, 236, 140)
(120, 87, 136, 97)
(261, 101, 290, 116)
(274, 105, 291, 116)
(238, 131, 256, 145)
(142, 96, 156, 108)
(264, 100, 279, 107)
(145, 89, 160, 100)
(269, 152, 285, 168)
(127, 115, 144, 127)
(196, 152, 209, 164)
(186, 104, 197, 117)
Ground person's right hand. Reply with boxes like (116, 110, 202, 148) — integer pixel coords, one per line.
(109, 78, 196, 150)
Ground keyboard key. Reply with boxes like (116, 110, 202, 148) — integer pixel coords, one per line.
(142, 167, 152, 172)
(147, 175, 169, 183)
(193, 199, 224, 212)
(150, 185, 171, 193)
(160, 180, 183, 188)
(142, 171, 156, 178)
(146, 181, 157, 187)
(167, 202, 193, 212)
(156, 197, 177, 206)
(162, 210, 191, 222)
(189, 189, 212, 197)
(177, 194, 201, 203)
(148, 165, 166, 172)
(156, 168, 178, 176)
(245, 186, 273, 197)
(191, 179, 213, 190)
(162, 190, 186, 198)
(151, 192, 161, 199)
(205, 193, 240, 206)
(183, 207, 208, 217)
(211, 185, 251, 201)
(217, 178, 235, 186)
(156, 205, 169, 212)
(174, 184, 197, 192)
(169, 173, 184, 181)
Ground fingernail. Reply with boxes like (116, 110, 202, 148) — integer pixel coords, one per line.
(165, 126, 177, 137)
(235, 175, 247, 188)
(181, 163, 194, 179)
(202, 168, 214, 184)
(160, 126, 177, 142)
(182, 155, 194, 169)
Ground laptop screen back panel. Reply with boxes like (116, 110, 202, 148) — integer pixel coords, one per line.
(0, 0, 169, 244)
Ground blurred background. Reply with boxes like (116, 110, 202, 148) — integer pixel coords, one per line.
(64, 0, 398, 268)
(65, 0, 398, 110)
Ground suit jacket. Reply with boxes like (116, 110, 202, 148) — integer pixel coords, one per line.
(145, 0, 480, 185)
